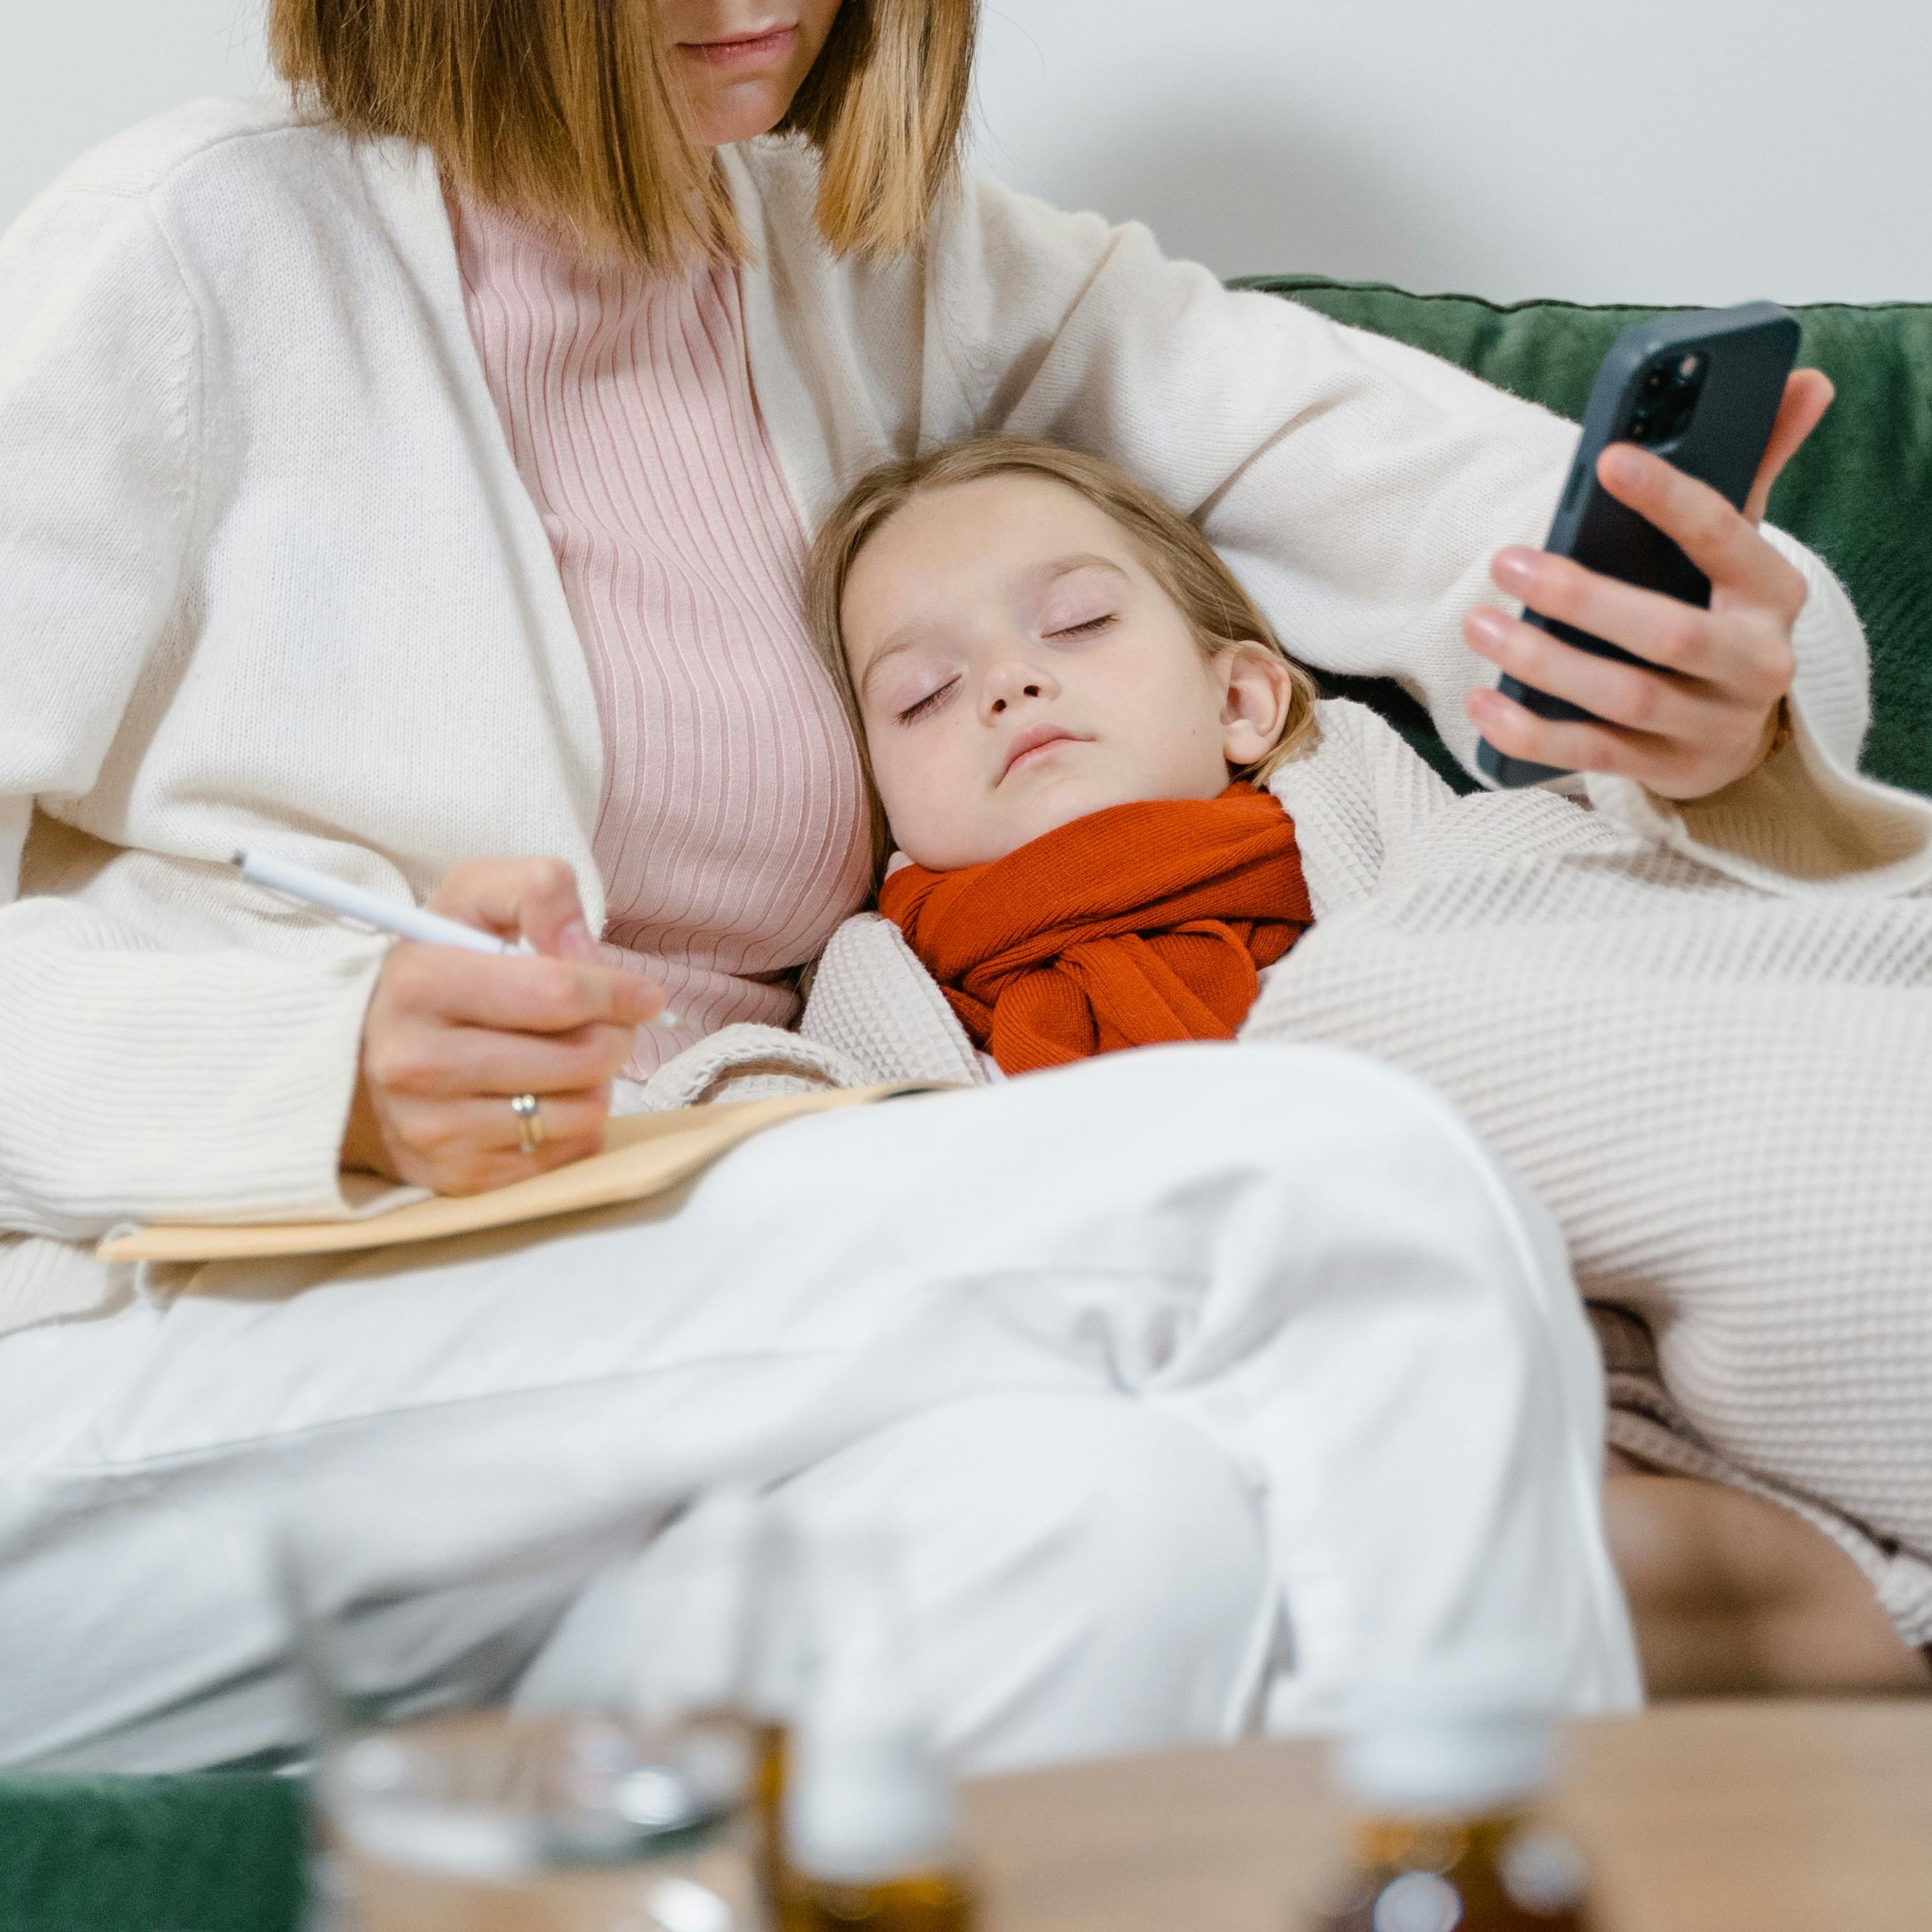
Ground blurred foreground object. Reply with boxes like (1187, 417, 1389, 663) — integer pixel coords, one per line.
(1308, 1695, 1591, 1930)
(779, 1531, 975, 1932)
(322, 1709, 760, 1932)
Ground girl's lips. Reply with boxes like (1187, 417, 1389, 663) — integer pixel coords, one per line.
(681, 25, 799, 69)
(1000, 727, 1088, 781)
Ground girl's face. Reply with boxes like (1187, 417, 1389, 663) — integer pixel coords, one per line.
(661, 1, 844, 147)
(841, 474, 1296, 871)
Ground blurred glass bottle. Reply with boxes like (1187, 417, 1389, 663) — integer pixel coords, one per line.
(737, 1504, 810, 1923)
(778, 1530, 974, 1932)
(1308, 1700, 1595, 1932)
(277, 1480, 772, 1932)
(595, 1489, 812, 1928)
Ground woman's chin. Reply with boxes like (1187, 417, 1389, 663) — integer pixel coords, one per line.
(681, 74, 805, 147)
(686, 105, 788, 147)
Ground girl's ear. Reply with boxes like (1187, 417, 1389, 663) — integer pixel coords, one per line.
(1215, 641, 1295, 767)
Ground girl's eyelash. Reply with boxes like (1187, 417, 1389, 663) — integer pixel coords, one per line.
(897, 678, 958, 725)
(889, 616, 1111, 723)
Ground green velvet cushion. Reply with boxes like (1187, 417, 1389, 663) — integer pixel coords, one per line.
(0, 1774, 305, 1932)
(4, 277, 1927, 1932)
(1234, 277, 1932, 799)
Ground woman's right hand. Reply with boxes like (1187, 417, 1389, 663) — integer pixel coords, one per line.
(341, 858, 667, 1194)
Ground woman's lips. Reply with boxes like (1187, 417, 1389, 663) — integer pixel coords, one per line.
(1000, 725, 1087, 781)
(682, 25, 799, 69)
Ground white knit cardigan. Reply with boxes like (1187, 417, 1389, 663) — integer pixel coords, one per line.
(765, 701, 1932, 1642)
(0, 93, 1912, 1336)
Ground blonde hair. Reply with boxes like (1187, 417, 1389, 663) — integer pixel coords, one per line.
(805, 436, 1321, 863)
(267, 0, 980, 272)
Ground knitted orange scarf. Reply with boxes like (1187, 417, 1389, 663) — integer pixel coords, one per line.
(878, 783, 1313, 1076)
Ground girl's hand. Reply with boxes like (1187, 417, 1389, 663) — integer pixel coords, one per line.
(341, 858, 666, 1194)
(1463, 369, 1835, 800)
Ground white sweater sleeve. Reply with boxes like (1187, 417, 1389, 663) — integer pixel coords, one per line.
(927, 176, 1909, 884)
(930, 179, 1576, 767)
(0, 185, 383, 1239)
(1582, 533, 1932, 895)
(1264, 701, 1462, 919)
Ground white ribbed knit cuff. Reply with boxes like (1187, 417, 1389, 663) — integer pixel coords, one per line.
(1765, 522, 1872, 771)
(0, 907, 388, 1240)
(1583, 525, 1932, 896)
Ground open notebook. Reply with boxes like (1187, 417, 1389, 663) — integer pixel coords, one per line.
(97, 1083, 952, 1265)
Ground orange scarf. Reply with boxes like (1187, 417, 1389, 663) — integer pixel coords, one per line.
(879, 783, 1313, 1077)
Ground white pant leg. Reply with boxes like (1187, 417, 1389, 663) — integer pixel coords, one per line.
(0, 1043, 1637, 1772)
(518, 1390, 1276, 1772)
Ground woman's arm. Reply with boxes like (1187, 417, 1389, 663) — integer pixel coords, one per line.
(0, 185, 391, 1238)
(0, 897, 389, 1240)
(1578, 529, 1932, 895)
(927, 179, 1570, 773)
(0, 172, 668, 1236)
(1472, 420, 1932, 895)
(923, 177, 1920, 879)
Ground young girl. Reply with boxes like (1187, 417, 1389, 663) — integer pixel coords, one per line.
(822, 435, 1327, 1077)
(728, 433, 1932, 1695)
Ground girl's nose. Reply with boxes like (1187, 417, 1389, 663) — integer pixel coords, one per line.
(982, 657, 1056, 717)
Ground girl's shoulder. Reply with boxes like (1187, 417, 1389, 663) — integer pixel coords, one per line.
(1270, 696, 1446, 797)
(800, 913, 986, 1088)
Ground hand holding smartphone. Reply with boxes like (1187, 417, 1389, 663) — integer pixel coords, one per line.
(1477, 301, 1801, 788)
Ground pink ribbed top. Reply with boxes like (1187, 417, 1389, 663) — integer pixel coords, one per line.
(448, 194, 873, 1076)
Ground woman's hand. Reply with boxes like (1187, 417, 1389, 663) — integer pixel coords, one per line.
(1463, 369, 1835, 799)
(341, 858, 666, 1194)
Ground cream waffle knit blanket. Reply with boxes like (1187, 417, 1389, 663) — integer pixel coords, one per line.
(651, 698, 1932, 1642)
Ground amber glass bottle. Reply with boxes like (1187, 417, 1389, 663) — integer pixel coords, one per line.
(779, 1867, 973, 1932)
(777, 1541, 974, 1932)
(1309, 1705, 1594, 1931)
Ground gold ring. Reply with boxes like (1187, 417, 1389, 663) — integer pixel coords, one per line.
(509, 1092, 545, 1155)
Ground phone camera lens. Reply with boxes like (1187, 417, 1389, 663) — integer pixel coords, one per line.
(1642, 368, 1670, 394)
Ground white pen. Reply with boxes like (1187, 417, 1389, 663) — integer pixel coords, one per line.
(231, 848, 678, 1024)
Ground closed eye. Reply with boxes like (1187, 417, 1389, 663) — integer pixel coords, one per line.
(897, 677, 959, 725)
(1046, 614, 1116, 640)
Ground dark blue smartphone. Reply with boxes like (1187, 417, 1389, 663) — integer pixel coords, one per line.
(1477, 301, 1801, 788)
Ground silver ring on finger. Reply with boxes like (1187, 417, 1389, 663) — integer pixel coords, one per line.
(509, 1091, 546, 1156)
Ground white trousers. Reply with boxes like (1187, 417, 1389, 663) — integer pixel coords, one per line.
(0, 1045, 1639, 1772)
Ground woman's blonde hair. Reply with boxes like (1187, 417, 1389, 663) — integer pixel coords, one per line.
(806, 436, 1321, 863)
(267, 0, 979, 271)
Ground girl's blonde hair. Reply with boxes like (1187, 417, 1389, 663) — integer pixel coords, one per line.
(805, 436, 1321, 863)
(268, 0, 979, 272)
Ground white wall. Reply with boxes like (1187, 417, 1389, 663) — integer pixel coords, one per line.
(968, 0, 1928, 304)
(5, 1, 1926, 305)
(2, 0, 267, 230)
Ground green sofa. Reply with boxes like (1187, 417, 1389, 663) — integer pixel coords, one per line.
(1238, 278, 1932, 802)
(4, 279, 1927, 1932)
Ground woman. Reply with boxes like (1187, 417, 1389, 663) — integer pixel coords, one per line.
(0, 0, 1907, 1770)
